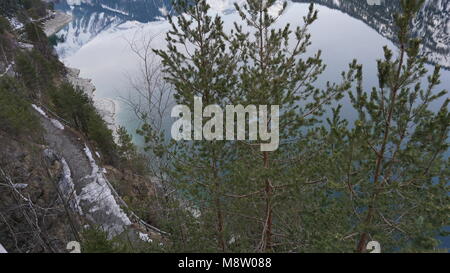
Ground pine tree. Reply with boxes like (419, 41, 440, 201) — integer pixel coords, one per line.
(151, 0, 355, 252)
(143, 0, 448, 253)
(216, 0, 357, 252)
(0, 76, 41, 135)
(117, 126, 137, 162)
(153, 0, 239, 251)
(325, 0, 449, 252)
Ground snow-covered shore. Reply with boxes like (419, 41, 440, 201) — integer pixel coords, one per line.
(66, 68, 95, 97)
(94, 98, 118, 132)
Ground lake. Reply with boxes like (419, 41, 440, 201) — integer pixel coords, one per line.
(54, 0, 450, 144)
(53, 0, 449, 249)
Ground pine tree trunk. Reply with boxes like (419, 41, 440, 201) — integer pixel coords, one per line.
(215, 192, 225, 252)
(262, 151, 273, 252)
(212, 152, 226, 252)
(356, 44, 405, 253)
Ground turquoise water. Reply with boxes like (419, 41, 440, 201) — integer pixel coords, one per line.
(57, 1, 449, 250)
(60, 3, 449, 143)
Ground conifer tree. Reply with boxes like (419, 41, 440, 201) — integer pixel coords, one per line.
(117, 126, 137, 162)
(144, 0, 448, 253)
(153, 0, 239, 251)
(152, 0, 355, 252)
(217, 0, 357, 252)
(325, 0, 449, 252)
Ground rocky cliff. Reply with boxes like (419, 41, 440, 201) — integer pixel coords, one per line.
(0, 1, 165, 253)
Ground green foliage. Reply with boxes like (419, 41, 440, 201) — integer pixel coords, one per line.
(21, 0, 48, 19)
(80, 227, 164, 253)
(0, 17, 14, 63)
(48, 34, 65, 47)
(0, 0, 21, 17)
(80, 228, 126, 253)
(24, 22, 53, 56)
(142, 0, 449, 253)
(50, 83, 118, 164)
(0, 16, 11, 34)
(13, 40, 119, 167)
(152, 0, 243, 252)
(0, 77, 41, 135)
(324, 0, 449, 253)
(9, 45, 121, 167)
(15, 50, 60, 99)
(116, 126, 149, 175)
(24, 22, 46, 43)
(149, 0, 356, 253)
(0, 0, 48, 18)
(117, 126, 137, 161)
(15, 35, 117, 167)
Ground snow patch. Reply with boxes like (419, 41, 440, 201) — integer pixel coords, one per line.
(268, 0, 286, 17)
(207, 0, 245, 13)
(51, 119, 65, 130)
(12, 183, 28, 189)
(139, 232, 153, 243)
(78, 145, 132, 237)
(187, 206, 201, 219)
(0, 243, 7, 253)
(101, 4, 130, 16)
(66, 0, 93, 6)
(18, 42, 34, 51)
(59, 156, 83, 214)
(32, 104, 65, 130)
(0, 64, 13, 78)
(7, 17, 24, 30)
(159, 6, 169, 17)
(31, 104, 48, 117)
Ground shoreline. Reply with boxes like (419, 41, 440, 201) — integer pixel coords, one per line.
(41, 9, 121, 136)
(43, 10, 73, 37)
(66, 68, 119, 138)
(47, 9, 119, 139)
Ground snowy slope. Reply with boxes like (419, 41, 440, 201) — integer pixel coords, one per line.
(0, 243, 7, 253)
(55, 9, 125, 58)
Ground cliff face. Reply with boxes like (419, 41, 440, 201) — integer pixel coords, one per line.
(0, 132, 84, 253)
(0, 107, 163, 252)
(0, 1, 164, 253)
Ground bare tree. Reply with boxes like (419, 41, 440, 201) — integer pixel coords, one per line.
(123, 32, 173, 135)
(121, 31, 177, 223)
(0, 167, 59, 252)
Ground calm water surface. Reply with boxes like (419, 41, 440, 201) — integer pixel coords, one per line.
(58, 3, 449, 140)
(56, 1, 450, 249)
